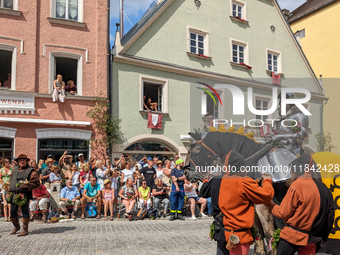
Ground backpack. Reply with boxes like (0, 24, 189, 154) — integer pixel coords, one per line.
(136, 207, 148, 220)
(85, 203, 97, 218)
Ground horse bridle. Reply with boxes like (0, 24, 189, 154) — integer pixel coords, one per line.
(190, 140, 220, 169)
(190, 139, 272, 169)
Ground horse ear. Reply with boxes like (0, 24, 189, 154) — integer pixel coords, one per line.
(189, 132, 201, 141)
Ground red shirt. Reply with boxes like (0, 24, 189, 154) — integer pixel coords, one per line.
(32, 184, 50, 198)
(80, 170, 92, 182)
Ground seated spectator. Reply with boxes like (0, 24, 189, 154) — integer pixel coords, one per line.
(120, 160, 135, 186)
(52, 74, 66, 103)
(102, 179, 115, 221)
(59, 151, 73, 179)
(110, 169, 120, 212)
(118, 177, 138, 220)
(184, 179, 208, 220)
(65, 80, 77, 95)
(30, 183, 50, 222)
(2, 73, 11, 88)
(1, 182, 11, 221)
(156, 160, 164, 178)
(65, 164, 80, 189)
(134, 163, 143, 188)
(80, 163, 92, 193)
(59, 179, 81, 219)
(138, 180, 151, 209)
(76, 153, 86, 169)
(81, 177, 102, 219)
(38, 159, 45, 171)
(41, 159, 54, 189)
(95, 160, 110, 190)
(138, 156, 148, 168)
(41, 154, 56, 169)
(152, 178, 170, 218)
(49, 165, 61, 183)
(143, 95, 158, 112)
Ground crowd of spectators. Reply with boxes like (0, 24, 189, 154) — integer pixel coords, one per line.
(0, 153, 212, 222)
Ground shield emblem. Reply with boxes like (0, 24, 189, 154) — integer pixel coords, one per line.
(152, 114, 159, 126)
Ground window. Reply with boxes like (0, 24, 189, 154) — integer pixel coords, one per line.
(0, 49, 12, 89)
(0, 45, 16, 90)
(38, 138, 89, 162)
(187, 26, 210, 57)
(201, 91, 221, 118)
(51, 0, 83, 22)
(232, 1, 245, 19)
(0, 0, 14, 10)
(140, 76, 169, 114)
(190, 32, 205, 55)
(268, 53, 278, 72)
(49, 52, 83, 95)
(267, 50, 281, 73)
(124, 141, 176, 161)
(0, 138, 13, 159)
(255, 98, 269, 122)
(232, 43, 245, 64)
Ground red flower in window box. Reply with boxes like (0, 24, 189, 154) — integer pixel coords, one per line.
(236, 16, 246, 22)
(198, 54, 209, 58)
(240, 63, 252, 69)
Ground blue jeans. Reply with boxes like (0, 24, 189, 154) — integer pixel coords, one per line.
(206, 197, 212, 214)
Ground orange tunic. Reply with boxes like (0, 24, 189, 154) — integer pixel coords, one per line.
(219, 176, 274, 244)
(270, 172, 321, 246)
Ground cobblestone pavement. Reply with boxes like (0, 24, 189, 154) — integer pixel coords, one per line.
(0, 218, 222, 255)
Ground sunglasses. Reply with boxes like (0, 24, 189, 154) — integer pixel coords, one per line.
(142, 183, 146, 185)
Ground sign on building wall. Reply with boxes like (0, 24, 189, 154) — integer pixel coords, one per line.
(0, 94, 35, 114)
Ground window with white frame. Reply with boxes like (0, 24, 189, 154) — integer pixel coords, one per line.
(232, 42, 247, 64)
(267, 50, 281, 73)
(0, 45, 16, 90)
(201, 91, 221, 118)
(49, 52, 83, 95)
(255, 98, 269, 122)
(232, 0, 245, 19)
(0, 0, 15, 10)
(190, 32, 205, 55)
(52, 0, 83, 22)
(140, 77, 168, 114)
(187, 27, 210, 57)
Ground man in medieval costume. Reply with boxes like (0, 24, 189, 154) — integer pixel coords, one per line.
(260, 92, 310, 228)
(201, 151, 274, 255)
(9, 154, 40, 236)
(270, 154, 334, 255)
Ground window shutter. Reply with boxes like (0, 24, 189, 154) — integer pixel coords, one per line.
(201, 93, 207, 116)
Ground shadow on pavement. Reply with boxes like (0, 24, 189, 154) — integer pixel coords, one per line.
(31, 226, 76, 234)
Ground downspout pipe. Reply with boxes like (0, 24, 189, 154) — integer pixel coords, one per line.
(320, 98, 329, 134)
(107, 0, 112, 158)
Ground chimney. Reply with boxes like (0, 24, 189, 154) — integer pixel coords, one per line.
(282, 9, 290, 19)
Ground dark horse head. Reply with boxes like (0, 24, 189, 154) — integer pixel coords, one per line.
(187, 127, 272, 180)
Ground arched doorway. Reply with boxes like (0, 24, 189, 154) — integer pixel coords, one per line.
(123, 140, 177, 161)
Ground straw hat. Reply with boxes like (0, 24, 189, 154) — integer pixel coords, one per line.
(104, 179, 112, 186)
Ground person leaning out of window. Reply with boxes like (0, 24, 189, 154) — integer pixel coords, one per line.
(65, 80, 77, 95)
(52, 74, 66, 103)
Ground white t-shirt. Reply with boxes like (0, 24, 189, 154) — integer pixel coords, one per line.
(71, 171, 80, 185)
(185, 184, 197, 198)
(110, 176, 119, 189)
(156, 169, 163, 178)
(122, 169, 135, 183)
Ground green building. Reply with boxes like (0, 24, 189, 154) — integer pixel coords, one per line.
(111, 0, 325, 160)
